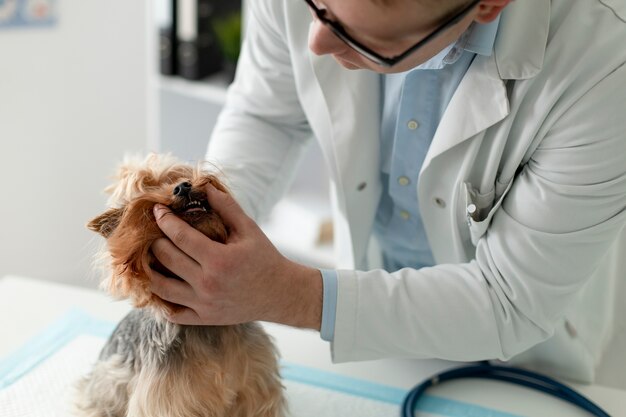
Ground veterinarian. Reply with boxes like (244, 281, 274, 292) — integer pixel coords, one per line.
(150, 0, 626, 383)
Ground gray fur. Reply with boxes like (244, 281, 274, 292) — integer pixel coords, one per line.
(76, 310, 265, 416)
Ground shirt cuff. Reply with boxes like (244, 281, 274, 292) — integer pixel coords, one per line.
(320, 269, 338, 342)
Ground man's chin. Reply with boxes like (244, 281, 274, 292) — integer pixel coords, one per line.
(333, 55, 362, 70)
(332, 55, 400, 74)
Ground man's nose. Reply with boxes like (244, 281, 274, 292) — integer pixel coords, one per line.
(308, 20, 348, 56)
(173, 181, 192, 197)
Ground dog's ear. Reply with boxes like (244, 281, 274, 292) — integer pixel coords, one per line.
(87, 207, 123, 238)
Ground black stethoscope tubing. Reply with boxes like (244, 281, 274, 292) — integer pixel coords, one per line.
(401, 363, 611, 417)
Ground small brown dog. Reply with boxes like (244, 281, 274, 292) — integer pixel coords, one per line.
(76, 154, 286, 417)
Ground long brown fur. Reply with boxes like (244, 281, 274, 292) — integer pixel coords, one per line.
(76, 154, 286, 417)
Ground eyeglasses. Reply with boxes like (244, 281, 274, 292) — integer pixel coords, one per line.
(304, 0, 481, 67)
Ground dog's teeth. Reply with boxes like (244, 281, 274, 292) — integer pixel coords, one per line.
(182, 200, 207, 212)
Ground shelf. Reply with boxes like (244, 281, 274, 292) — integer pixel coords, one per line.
(157, 72, 232, 104)
(260, 195, 336, 269)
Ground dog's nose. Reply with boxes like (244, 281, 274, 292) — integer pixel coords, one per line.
(173, 181, 192, 197)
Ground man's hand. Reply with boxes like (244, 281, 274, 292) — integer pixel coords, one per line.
(149, 183, 323, 330)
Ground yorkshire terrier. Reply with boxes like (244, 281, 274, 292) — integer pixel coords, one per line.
(76, 154, 286, 417)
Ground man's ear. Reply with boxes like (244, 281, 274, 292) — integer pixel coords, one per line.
(475, 0, 513, 24)
(87, 207, 123, 238)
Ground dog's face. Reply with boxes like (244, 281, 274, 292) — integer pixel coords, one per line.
(88, 154, 228, 315)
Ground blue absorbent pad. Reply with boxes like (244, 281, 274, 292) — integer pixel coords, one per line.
(0, 309, 522, 417)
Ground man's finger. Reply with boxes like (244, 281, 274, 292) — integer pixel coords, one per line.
(205, 183, 250, 232)
(153, 203, 220, 261)
(150, 267, 195, 306)
(151, 236, 201, 284)
(166, 306, 202, 325)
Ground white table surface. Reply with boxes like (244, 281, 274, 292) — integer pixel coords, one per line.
(1, 275, 625, 416)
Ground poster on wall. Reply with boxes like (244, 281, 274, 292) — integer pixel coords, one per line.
(0, 0, 57, 30)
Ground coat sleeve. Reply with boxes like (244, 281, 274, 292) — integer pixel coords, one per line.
(331, 61, 626, 364)
(206, 0, 312, 221)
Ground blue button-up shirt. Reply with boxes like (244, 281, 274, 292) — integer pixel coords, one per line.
(320, 19, 500, 342)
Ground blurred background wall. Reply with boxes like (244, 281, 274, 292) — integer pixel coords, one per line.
(0, 1, 149, 288)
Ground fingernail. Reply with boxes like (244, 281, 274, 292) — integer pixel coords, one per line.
(153, 203, 168, 216)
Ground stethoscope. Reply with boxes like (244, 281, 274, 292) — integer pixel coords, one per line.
(401, 362, 611, 417)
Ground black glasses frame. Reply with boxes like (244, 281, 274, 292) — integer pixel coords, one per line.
(304, 0, 482, 67)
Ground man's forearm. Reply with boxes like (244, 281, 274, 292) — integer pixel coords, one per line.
(267, 261, 323, 331)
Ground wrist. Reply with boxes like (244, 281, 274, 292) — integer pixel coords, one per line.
(267, 260, 323, 331)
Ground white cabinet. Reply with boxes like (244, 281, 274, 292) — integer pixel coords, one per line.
(146, 1, 335, 268)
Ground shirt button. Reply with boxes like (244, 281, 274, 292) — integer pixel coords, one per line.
(398, 176, 410, 186)
(407, 120, 419, 130)
(400, 210, 410, 220)
(433, 197, 446, 208)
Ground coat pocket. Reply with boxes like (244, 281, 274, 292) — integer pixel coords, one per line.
(464, 179, 514, 246)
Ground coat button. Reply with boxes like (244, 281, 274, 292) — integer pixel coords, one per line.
(565, 320, 578, 338)
(400, 210, 410, 220)
(357, 182, 367, 191)
(433, 197, 446, 208)
(407, 120, 419, 130)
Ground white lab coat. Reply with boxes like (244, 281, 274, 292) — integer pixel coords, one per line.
(207, 0, 626, 382)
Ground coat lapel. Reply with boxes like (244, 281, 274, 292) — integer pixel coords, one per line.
(421, 0, 550, 175)
(421, 55, 509, 176)
(308, 43, 382, 267)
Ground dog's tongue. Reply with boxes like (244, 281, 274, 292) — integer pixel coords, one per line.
(184, 207, 205, 214)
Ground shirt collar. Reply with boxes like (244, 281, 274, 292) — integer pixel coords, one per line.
(412, 16, 501, 71)
(463, 15, 501, 57)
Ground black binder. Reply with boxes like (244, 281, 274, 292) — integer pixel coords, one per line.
(158, 0, 178, 76)
(176, 0, 223, 80)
